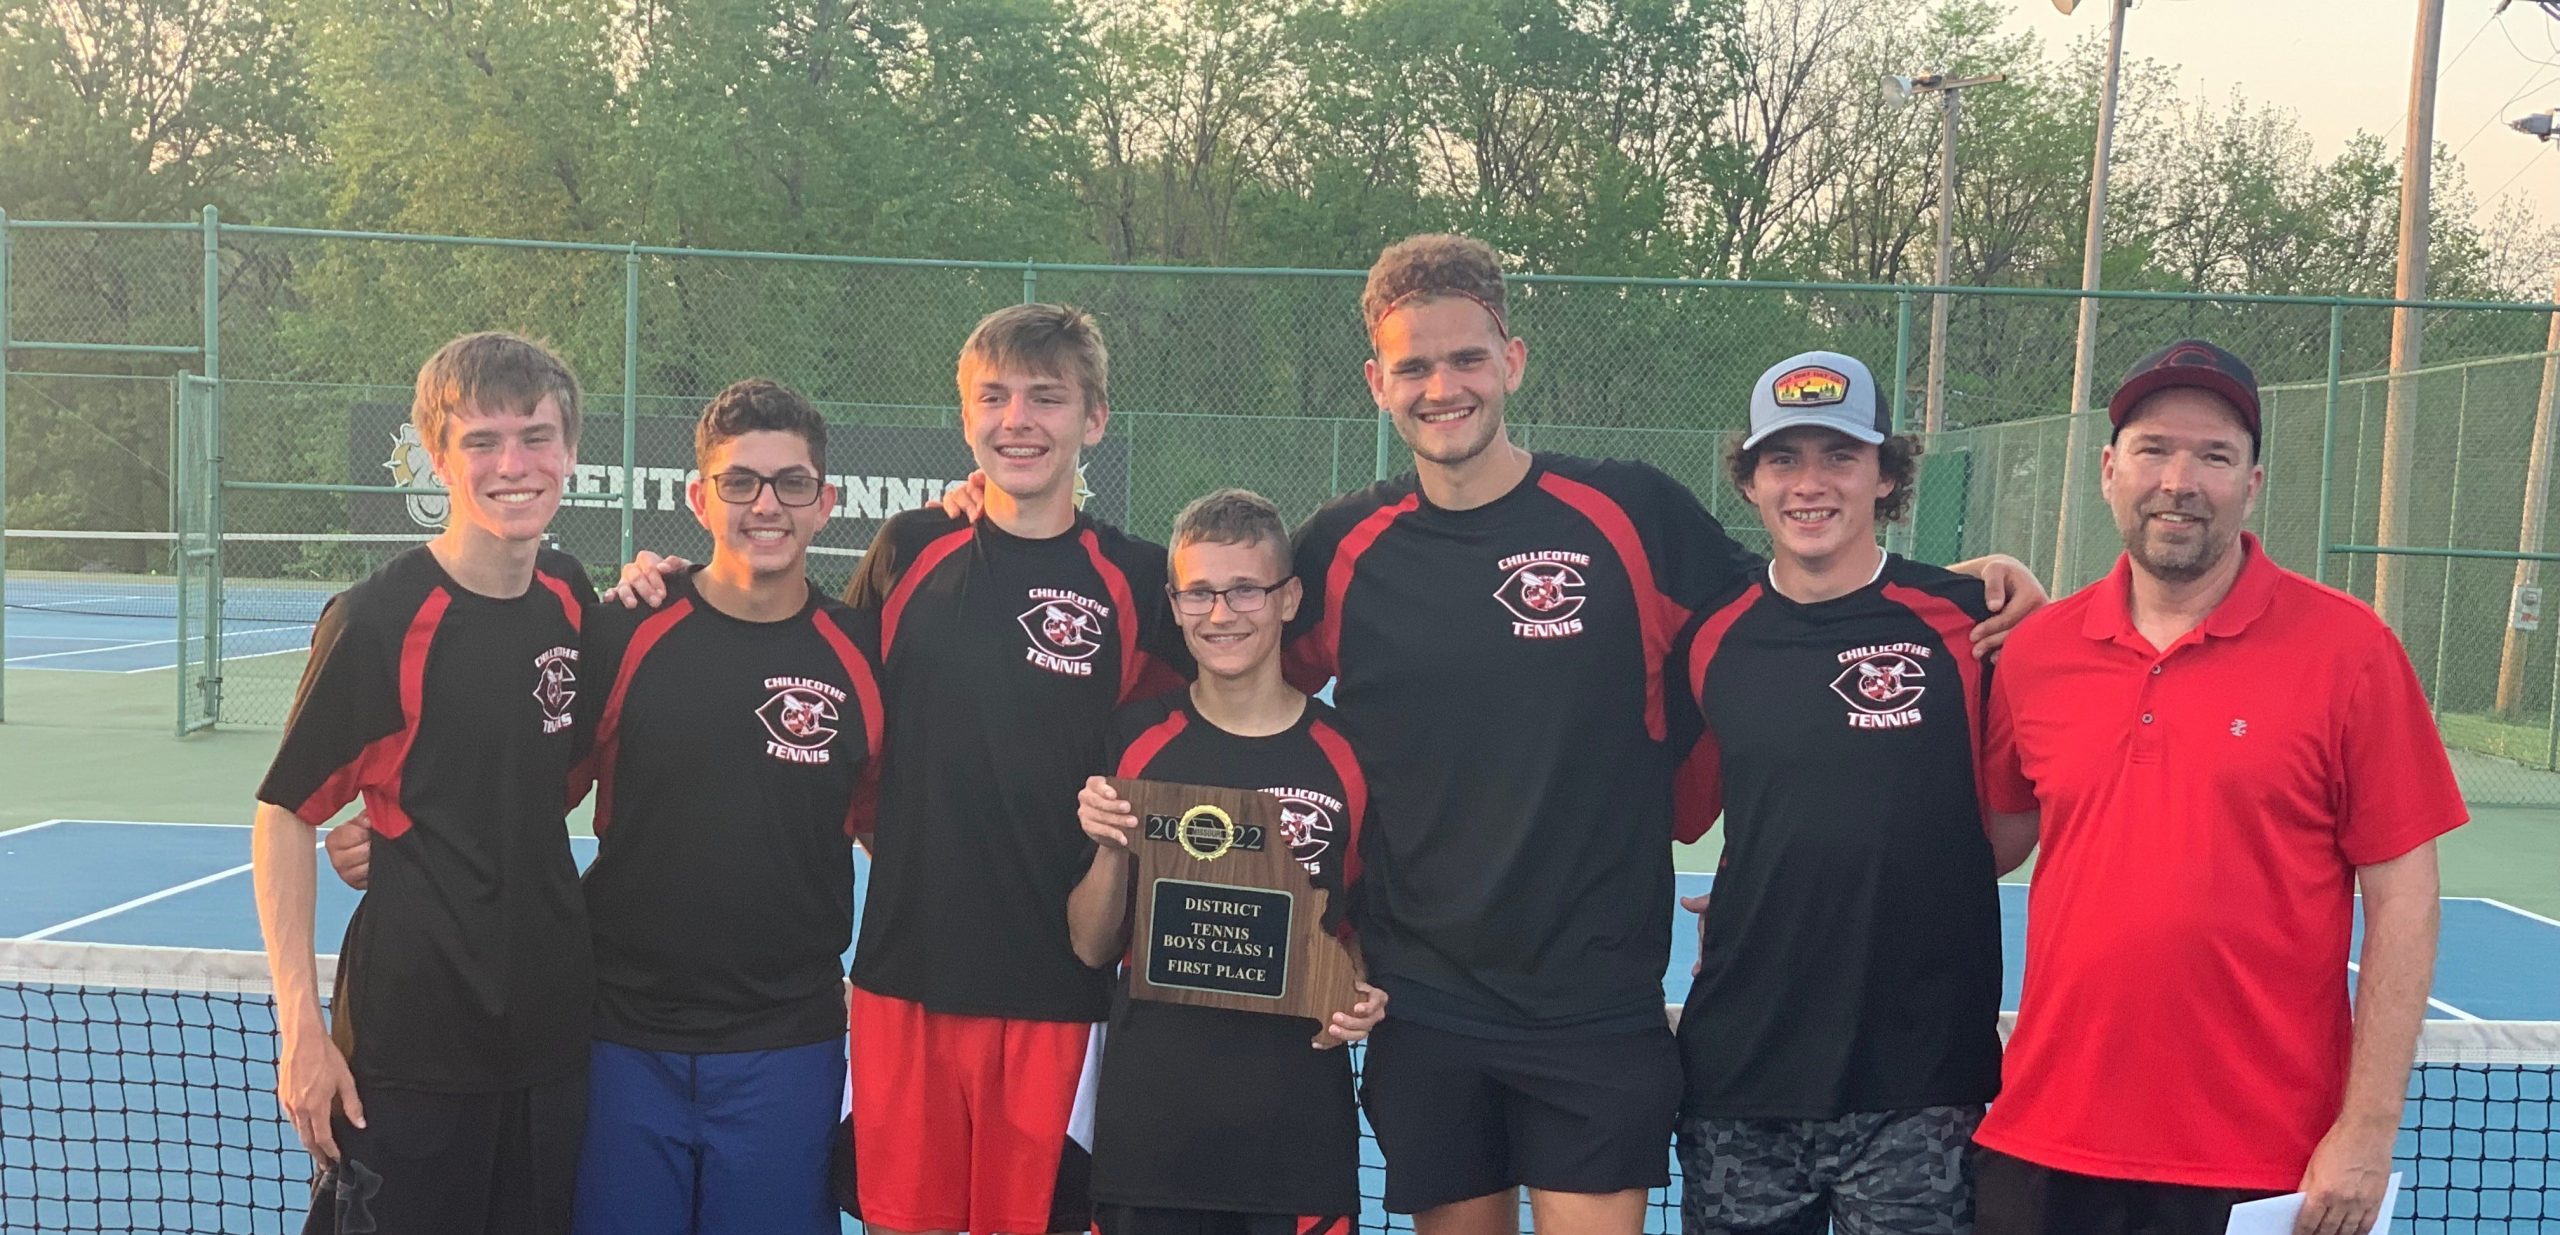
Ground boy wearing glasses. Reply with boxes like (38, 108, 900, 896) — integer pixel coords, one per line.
(1067, 489, 1387, 1235)
(567, 378, 884, 1234)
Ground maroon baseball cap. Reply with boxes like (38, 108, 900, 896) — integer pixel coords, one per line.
(2106, 338, 2262, 443)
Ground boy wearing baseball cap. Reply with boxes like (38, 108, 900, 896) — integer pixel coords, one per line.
(1669, 351, 2038, 1235)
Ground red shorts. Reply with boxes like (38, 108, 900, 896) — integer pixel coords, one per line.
(846, 988, 1101, 1234)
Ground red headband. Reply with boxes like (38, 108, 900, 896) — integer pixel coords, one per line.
(1370, 288, 1510, 339)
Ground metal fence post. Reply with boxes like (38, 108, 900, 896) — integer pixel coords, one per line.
(2429, 370, 2468, 707)
(0, 207, 11, 724)
(1023, 261, 1038, 306)
(623, 244, 640, 564)
(1892, 290, 1915, 432)
(2314, 303, 2344, 584)
(202, 206, 224, 722)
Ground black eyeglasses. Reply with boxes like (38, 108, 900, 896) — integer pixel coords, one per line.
(1168, 580, 1287, 617)
(710, 470, 825, 507)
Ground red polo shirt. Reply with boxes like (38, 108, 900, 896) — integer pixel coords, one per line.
(1976, 534, 2466, 1190)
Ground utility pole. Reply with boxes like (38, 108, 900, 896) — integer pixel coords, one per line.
(1885, 72, 2007, 433)
(2052, 0, 2129, 588)
(2373, 0, 2447, 629)
(1932, 85, 1961, 435)
(2496, 274, 2560, 717)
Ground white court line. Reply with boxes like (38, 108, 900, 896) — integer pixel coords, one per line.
(0, 819, 76, 836)
(2476, 897, 2560, 930)
(2346, 959, 2481, 1021)
(17, 851, 297, 941)
(117, 642, 311, 674)
(6, 633, 125, 644)
(35, 819, 254, 829)
(6, 635, 190, 664)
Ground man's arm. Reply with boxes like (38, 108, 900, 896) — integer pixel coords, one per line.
(2294, 841, 2439, 1235)
(1988, 810, 2038, 876)
(251, 802, 364, 1166)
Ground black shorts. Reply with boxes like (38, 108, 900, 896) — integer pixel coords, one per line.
(301, 1070, 586, 1235)
(1972, 1146, 2282, 1235)
(1093, 1205, 1353, 1235)
(1358, 1016, 1679, 1213)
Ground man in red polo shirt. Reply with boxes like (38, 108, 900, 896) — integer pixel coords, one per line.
(1976, 339, 2466, 1235)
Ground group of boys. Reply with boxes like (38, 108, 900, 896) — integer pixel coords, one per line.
(255, 231, 2462, 1235)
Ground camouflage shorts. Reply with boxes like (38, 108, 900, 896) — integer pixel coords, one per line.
(1675, 1104, 1984, 1235)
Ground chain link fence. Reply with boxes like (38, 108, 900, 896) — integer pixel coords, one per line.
(4, 215, 2558, 801)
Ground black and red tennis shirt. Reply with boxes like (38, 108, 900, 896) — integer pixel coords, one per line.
(1673, 554, 2002, 1119)
(1285, 454, 1758, 1036)
(256, 545, 595, 1092)
(570, 567, 883, 1055)
(1088, 692, 1371, 1217)
(842, 509, 1188, 1023)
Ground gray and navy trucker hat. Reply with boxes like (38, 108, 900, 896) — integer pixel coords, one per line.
(1744, 351, 1889, 449)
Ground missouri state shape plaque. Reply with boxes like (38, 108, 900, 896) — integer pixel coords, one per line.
(1109, 777, 1363, 1023)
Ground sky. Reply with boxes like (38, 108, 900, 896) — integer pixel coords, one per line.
(2002, 0, 2560, 266)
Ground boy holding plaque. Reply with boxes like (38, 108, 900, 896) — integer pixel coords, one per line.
(1068, 488, 1388, 1235)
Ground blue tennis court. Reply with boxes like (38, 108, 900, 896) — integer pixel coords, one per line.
(4, 820, 2555, 1233)
(3, 582, 322, 675)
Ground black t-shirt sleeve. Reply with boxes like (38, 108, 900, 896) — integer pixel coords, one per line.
(842, 514, 919, 612)
(1116, 541, 1192, 699)
(1618, 460, 1760, 614)
(1282, 497, 1366, 690)
(257, 593, 405, 825)
(546, 552, 602, 610)
(568, 608, 634, 807)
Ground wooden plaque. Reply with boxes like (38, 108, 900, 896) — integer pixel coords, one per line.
(1110, 777, 1364, 1024)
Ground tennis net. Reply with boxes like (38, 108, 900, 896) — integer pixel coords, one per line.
(2, 939, 2553, 1234)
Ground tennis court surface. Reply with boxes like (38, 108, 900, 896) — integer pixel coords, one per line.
(2, 819, 2554, 1233)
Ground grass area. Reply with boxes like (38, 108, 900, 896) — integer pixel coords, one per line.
(2439, 710, 2560, 770)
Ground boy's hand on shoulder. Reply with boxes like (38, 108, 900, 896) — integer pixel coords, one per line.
(600, 550, 690, 609)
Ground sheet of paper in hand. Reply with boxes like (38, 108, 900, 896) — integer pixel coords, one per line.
(1110, 777, 1363, 1024)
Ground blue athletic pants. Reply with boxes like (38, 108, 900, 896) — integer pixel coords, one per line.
(571, 1036, 845, 1235)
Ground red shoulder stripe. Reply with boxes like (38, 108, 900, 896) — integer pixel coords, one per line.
(1684, 584, 1762, 710)
(536, 569, 583, 632)
(297, 588, 451, 836)
(1881, 583, 1988, 821)
(1293, 494, 1421, 689)
(879, 525, 975, 661)
(1539, 471, 1690, 741)
(1673, 583, 1760, 845)
(1114, 709, 1189, 779)
(584, 599, 693, 836)
(1078, 528, 1157, 702)
(812, 609, 887, 840)
(1306, 718, 1367, 892)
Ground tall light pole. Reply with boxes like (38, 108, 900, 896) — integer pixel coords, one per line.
(2052, 0, 2129, 588)
(1886, 71, 2008, 434)
(2495, 108, 2556, 718)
